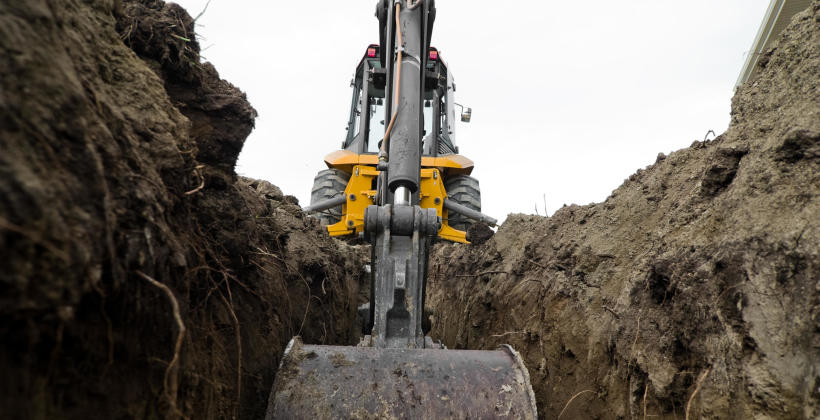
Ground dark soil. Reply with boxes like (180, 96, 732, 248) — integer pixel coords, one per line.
(0, 1, 364, 419)
(428, 3, 819, 419)
(3, 0, 818, 419)
(466, 222, 495, 246)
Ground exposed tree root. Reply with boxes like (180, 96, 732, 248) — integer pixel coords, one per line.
(685, 368, 711, 420)
(558, 389, 594, 419)
(137, 271, 187, 419)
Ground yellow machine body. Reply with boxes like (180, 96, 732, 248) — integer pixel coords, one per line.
(323, 150, 475, 243)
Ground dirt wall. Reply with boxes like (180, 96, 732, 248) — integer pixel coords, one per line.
(0, 1, 363, 419)
(428, 3, 819, 419)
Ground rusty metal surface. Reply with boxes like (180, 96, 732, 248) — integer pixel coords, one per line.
(266, 338, 538, 419)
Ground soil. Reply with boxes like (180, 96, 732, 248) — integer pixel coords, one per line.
(0, 1, 364, 419)
(2, 0, 818, 419)
(466, 222, 495, 246)
(427, 4, 819, 419)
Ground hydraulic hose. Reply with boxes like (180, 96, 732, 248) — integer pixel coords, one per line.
(380, 2, 403, 157)
(382, 0, 423, 155)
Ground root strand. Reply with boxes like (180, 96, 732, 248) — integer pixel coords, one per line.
(136, 271, 186, 417)
(558, 389, 594, 419)
(685, 368, 711, 420)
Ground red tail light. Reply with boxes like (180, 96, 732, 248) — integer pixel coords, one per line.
(367, 47, 378, 58)
(429, 49, 438, 61)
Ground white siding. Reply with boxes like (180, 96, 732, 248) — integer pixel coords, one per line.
(736, 0, 812, 87)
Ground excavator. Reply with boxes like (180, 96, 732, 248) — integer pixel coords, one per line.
(303, 5, 495, 243)
(266, 1, 537, 418)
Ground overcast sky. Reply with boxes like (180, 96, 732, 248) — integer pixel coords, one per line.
(172, 0, 770, 221)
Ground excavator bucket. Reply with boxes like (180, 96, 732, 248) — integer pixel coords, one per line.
(266, 338, 538, 419)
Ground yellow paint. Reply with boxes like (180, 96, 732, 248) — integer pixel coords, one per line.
(326, 165, 379, 237)
(419, 168, 468, 243)
(324, 150, 475, 176)
(323, 161, 469, 243)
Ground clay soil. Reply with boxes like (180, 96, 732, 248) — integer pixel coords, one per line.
(428, 3, 819, 419)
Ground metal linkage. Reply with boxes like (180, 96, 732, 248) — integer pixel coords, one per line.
(364, 203, 439, 348)
(358, 0, 442, 350)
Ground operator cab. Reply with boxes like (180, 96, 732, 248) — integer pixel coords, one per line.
(342, 45, 460, 156)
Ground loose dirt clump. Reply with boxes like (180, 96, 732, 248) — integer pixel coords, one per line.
(466, 222, 495, 245)
(0, 1, 364, 419)
(429, 3, 819, 419)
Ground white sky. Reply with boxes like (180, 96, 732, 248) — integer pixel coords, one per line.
(172, 0, 769, 221)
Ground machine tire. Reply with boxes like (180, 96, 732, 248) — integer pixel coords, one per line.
(310, 169, 350, 226)
(445, 175, 481, 231)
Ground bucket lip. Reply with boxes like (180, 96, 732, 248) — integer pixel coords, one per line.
(280, 336, 304, 369)
(273, 338, 539, 419)
(499, 344, 539, 417)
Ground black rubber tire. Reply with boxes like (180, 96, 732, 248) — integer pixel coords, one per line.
(444, 175, 481, 231)
(310, 169, 350, 225)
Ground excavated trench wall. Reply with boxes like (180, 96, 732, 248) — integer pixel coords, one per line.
(2, 1, 818, 419)
(1, 1, 364, 419)
(429, 3, 819, 419)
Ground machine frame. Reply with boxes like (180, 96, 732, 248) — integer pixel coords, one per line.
(323, 45, 476, 243)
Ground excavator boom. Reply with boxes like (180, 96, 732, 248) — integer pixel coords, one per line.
(267, 2, 537, 417)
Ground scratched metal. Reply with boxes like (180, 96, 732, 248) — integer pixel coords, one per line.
(266, 339, 538, 419)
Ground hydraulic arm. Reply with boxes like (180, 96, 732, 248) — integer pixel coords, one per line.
(366, 0, 437, 349)
(266, 2, 537, 417)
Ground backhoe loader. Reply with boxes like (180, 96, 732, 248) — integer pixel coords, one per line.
(266, 1, 537, 418)
(302, 4, 495, 244)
